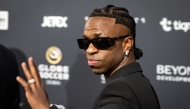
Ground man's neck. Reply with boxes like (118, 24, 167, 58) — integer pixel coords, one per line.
(104, 55, 135, 80)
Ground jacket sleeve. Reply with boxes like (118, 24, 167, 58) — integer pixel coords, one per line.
(95, 81, 141, 109)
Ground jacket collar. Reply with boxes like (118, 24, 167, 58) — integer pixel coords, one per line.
(106, 62, 143, 84)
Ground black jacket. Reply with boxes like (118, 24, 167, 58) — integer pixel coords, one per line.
(50, 62, 160, 109)
(92, 62, 160, 109)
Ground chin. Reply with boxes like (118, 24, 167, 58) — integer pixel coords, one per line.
(91, 67, 105, 75)
(93, 72, 103, 75)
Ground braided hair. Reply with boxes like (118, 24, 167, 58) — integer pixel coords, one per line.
(89, 5, 143, 60)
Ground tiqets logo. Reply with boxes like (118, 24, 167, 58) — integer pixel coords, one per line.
(160, 17, 190, 32)
(41, 16, 68, 28)
(0, 11, 9, 30)
(156, 64, 190, 83)
(38, 46, 70, 86)
(84, 16, 146, 24)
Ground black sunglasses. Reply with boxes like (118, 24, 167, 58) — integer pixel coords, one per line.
(77, 34, 131, 50)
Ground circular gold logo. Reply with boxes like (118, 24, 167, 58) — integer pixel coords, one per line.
(46, 46, 62, 64)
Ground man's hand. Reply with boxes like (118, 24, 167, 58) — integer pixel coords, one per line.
(16, 57, 50, 109)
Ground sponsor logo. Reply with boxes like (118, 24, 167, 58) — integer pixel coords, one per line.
(41, 16, 68, 28)
(46, 46, 62, 64)
(0, 11, 9, 30)
(160, 17, 190, 32)
(84, 16, 146, 24)
(38, 46, 69, 86)
(134, 17, 146, 24)
(156, 64, 190, 83)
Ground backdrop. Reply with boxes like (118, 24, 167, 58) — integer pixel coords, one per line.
(0, 0, 190, 109)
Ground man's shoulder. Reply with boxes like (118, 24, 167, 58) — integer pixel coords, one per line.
(104, 71, 149, 90)
(111, 71, 149, 86)
(115, 72, 153, 94)
(111, 72, 160, 109)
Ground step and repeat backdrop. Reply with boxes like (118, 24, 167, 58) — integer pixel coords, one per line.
(0, 0, 190, 109)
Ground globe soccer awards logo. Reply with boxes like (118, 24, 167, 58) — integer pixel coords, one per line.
(39, 46, 69, 86)
(46, 46, 62, 64)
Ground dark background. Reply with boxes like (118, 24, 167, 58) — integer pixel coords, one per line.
(0, 0, 190, 109)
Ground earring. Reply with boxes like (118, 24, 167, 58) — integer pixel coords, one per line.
(125, 50, 129, 56)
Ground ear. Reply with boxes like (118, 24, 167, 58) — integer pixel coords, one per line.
(122, 36, 134, 52)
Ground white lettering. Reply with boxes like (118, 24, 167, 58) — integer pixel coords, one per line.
(187, 67, 190, 75)
(41, 16, 68, 28)
(63, 66, 69, 73)
(134, 17, 146, 24)
(173, 20, 181, 30)
(39, 72, 69, 80)
(178, 66, 187, 76)
(0, 11, 9, 30)
(171, 66, 178, 75)
(165, 65, 172, 75)
(156, 64, 190, 76)
(156, 64, 190, 83)
(46, 80, 61, 85)
(160, 17, 190, 32)
(156, 64, 164, 74)
(38, 64, 69, 73)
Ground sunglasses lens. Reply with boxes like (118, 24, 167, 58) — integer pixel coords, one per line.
(77, 38, 115, 50)
(77, 39, 89, 49)
(94, 38, 114, 49)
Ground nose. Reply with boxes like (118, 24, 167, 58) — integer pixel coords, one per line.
(85, 43, 98, 55)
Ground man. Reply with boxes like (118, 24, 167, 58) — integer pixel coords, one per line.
(0, 44, 20, 109)
(16, 5, 160, 109)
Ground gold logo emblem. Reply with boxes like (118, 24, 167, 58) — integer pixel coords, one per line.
(46, 46, 62, 64)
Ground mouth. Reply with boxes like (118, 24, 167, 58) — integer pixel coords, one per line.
(87, 59, 100, 66)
